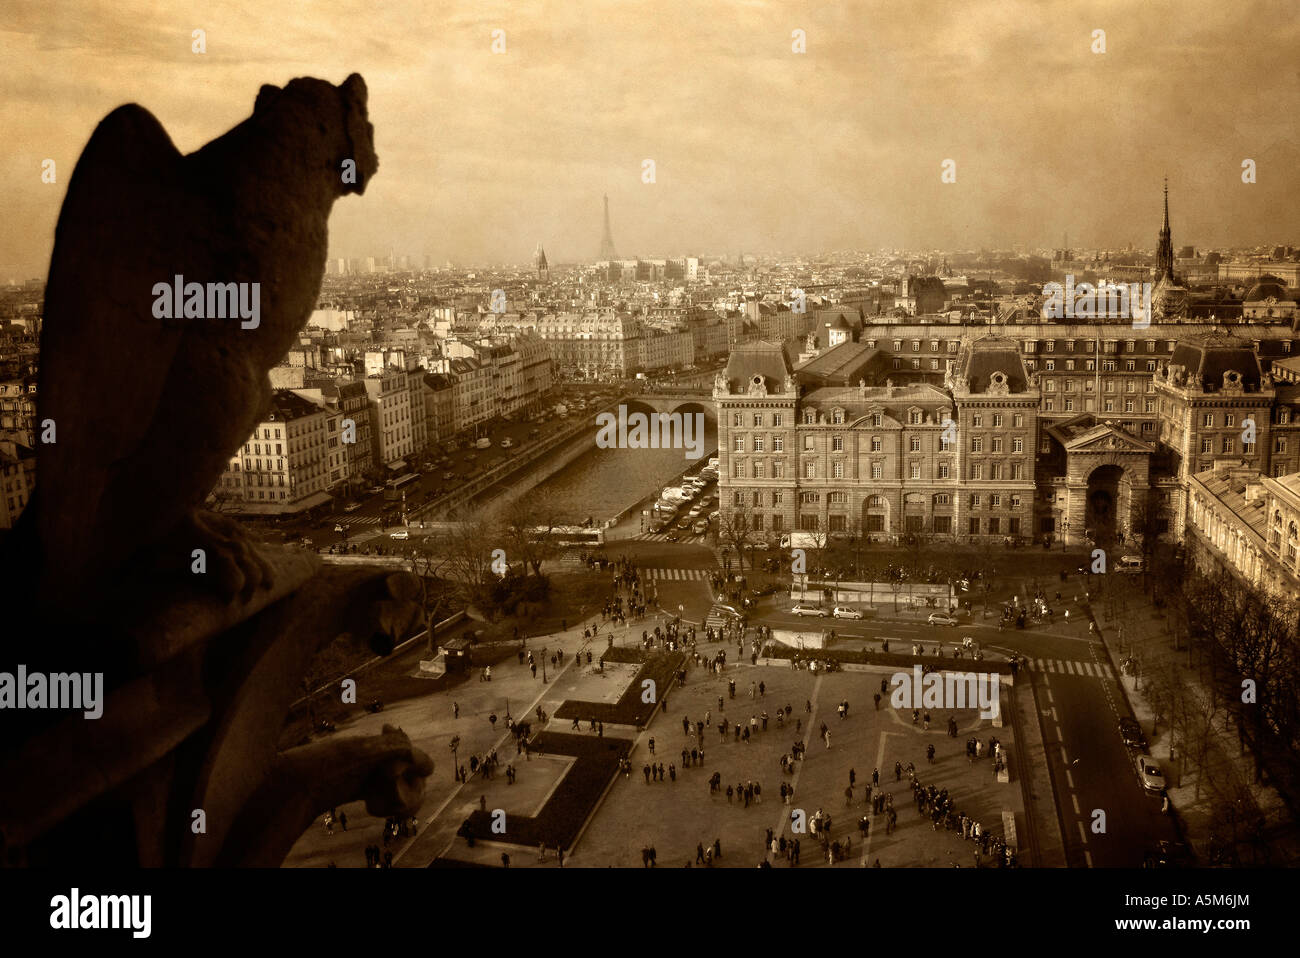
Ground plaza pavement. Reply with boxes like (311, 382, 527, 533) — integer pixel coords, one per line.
(571, 649, 1026, 868)
(284, 556, 1064, 868)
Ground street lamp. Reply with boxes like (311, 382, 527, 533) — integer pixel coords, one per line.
(449, 735, 460, 780)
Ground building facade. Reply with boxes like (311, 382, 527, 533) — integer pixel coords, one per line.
(215, 391, 342, 515)
(1185, 467, 1300, 601)
(715, 328, 1300, 548)
(364, 370, 415, 469)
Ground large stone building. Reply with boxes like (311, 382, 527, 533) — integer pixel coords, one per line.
(1185, 467, 1300, 601)
(215, 391, 344, 515)
(715, 327, 1300, 548)
(533, 312, 637, 379)
(364, 370, 415, 470)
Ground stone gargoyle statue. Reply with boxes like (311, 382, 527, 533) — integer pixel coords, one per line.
(0, 75, 435, 867)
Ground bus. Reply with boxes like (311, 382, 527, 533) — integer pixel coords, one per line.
(384, 472, 419, 500)
(533, 525, 605, 547)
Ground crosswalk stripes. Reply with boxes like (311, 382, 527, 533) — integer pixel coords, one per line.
(631, 531, 708, 543)
(1032, 658, 1115, 680)
(643, 567, 713, 581)
(704, 604, 734, 630)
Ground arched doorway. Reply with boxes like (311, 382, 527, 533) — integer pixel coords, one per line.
(1086, 465, 1124, 546)
(862, 494, 890, 540)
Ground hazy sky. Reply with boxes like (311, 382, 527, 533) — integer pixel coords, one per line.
(3, 0, 1298, 280)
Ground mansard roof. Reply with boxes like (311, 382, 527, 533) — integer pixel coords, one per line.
(1167, 336, 1264, 392)
(957, 335, 1031, 393)
(720, 340, 794, 394)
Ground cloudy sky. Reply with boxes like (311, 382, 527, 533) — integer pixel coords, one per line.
(2, 0, 1298, 279)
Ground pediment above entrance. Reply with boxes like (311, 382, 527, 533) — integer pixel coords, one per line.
(1064, 423, 1154, 455)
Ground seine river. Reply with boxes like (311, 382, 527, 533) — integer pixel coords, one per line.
(532, 423, 719, 524)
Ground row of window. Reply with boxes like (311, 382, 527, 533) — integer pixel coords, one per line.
(732, 434, 966, 453)
(731, 490, 1023, 509)
(732, 458, 1028, 480)
(1025, 339, 1178, 354)
(858, 337, 1295, 359)
(1200, 438, 1257, 455)
(782, 514, 1025, 535)
(1044, 377, 1155, 391)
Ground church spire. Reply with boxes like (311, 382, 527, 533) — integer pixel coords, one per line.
(1156, 176, 1174, 283)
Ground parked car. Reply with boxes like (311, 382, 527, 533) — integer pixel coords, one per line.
(1135, 754, 1165, 792)
(832, 606, 863, 620)
(677, 517, 693, 530)
(368, 485, 384, 495)
(927, 612, 959, 627)
(688, 505, 704, 518)
(791, 604, 828, 617)
(1119, 717, 1147, 750)
(692, 519, 708, 535)
(390, 530, 410, 540)
(1143, 840, 1194, 869)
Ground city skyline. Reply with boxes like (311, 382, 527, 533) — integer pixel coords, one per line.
(3, 0, 1300, 280)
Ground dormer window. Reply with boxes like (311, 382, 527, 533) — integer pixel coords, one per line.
(832, 408, 844, 424)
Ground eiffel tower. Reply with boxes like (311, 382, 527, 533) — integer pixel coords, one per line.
(598, 194, 618, 261)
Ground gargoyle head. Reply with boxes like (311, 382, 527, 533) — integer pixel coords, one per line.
(254, 73, 378, 195)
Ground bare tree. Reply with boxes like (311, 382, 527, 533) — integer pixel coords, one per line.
(1130, 494, 1165, 558)
(438, 507, 499, 613)
(407, 537, 455, 654)
(495, 490, 565, 577)
(718, 509, 755, 573)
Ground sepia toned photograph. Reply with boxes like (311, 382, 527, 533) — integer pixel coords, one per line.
(0, 0, 1293, 939)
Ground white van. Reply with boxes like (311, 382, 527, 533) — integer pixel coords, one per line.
(1117, 555, 1144, 573)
